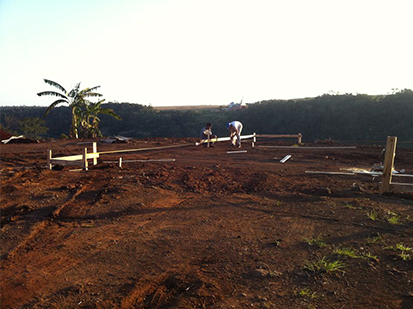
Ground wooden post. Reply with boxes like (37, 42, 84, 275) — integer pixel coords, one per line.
(47, 150, 52, 170)
(119, 157, 122, 168)
(92, 142, 98, 165)
(252, 132, 256, 148)
(82, 148, 88, 171)
(298, 133, 302, 144)
(380, 136, 397, 194)
(207, 132, 210, 148)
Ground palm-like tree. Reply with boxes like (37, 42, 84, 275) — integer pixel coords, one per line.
(37, 79, 102, 138)
(78, 99, 121, 138)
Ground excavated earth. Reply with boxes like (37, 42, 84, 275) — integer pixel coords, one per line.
(1, 138, 413, 309)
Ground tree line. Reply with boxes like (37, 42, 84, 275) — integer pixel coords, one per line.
(1, 89, 412, 143)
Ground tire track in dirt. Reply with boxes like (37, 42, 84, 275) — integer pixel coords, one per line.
(3, 184, 89, 260)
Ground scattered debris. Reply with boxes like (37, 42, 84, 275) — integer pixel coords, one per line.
(100, 135, 132, 143)
(1, 135, 39, 144)
(280, 155, 291, 163)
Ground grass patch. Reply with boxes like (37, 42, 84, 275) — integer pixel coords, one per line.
(303, 256, 346, 274)
(400, 251, 411, 261)
(362, 252, 379, 262)
(385, 243, 412, 261)
(333, 247, 360, 259)
(386, 211, 402, 225)
(366, 209, 378, 221)
(303, 236, 328, 248)
(299, 288, 319, 300)
(344, 202, 361, 210)
(367, 233, 385, 245)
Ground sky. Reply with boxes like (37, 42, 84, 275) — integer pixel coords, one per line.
(0, 0, 412, 107)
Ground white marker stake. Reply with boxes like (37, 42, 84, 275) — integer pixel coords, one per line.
(227, 150, 247, 154)
(280, 155, 291, 163)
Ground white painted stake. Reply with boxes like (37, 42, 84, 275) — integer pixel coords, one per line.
(119, 157, 122, 168)
(47, 149, 52, 170)
(227, 150, 247, 154)
(280, 155, 291, 163)
(92, 142, 97, 165)
(82, 148, 88, 170)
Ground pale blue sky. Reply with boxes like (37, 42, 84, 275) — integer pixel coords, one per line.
(0, 0, 412, 107)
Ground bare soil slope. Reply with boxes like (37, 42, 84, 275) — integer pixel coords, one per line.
(1, 138, 413, 309)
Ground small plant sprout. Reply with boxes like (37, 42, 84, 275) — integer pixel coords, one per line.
(367, 233, 385, 245)
(395, 243, 412, 252)
(303, 236, 328, 248)
(303, 256, 346, 274)
(367, 209, 378, 221)
(385, 243, 412, 261)
(362, 252, 379, 262)
(386, 212, 402, 225)
(400, 251, 411, 261)
(299, 288, 319, 300)
(344, 202, 361, 210)
(333, 247, 360, 259)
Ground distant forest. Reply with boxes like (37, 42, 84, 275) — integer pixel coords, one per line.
(1, 89, 412, 144)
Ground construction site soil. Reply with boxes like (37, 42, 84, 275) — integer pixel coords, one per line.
(1, 138, 413, 309)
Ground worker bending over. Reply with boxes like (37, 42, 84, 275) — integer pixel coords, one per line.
(200, 123, 216, 147)
(227, 121, 243, 148)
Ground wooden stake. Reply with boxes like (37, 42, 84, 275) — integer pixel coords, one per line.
(92, 142, 98, 165)
(298, 133, 302, 144)
(47, 149, 52, 170)
(82, 148, 88, 171)
(252, 132, 256, 148)
(207, 132, 210, 148)
(380, 136, 397, 194)
(119, 157, 122, 168)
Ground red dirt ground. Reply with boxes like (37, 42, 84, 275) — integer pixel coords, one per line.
(1, 138, 413, 309)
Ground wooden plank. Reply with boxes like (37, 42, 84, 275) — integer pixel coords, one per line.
(256, 134, 300, 138)
(259, 146, 356, 149)
(103, 159, 176, 163)
(226, 150, 247, 154)
(280, 155, 292, 163)
(99, 143, 192, 154)
(196, 134, 255, 146)
(380, 136, 397, 194)
(54, 154, 83, 161)
(389, 183, 413, 193)
(52, 153, 99, 161)
(305, 171, 355, 176)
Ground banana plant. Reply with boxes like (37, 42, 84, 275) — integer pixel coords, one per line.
(77, 99, 122, 138)
(37, 79, 102, 138)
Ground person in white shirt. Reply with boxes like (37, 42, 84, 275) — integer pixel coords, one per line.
(227, 121, 243, 148)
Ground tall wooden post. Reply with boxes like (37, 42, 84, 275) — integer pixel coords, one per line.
(380, 136, 397, 194)
(82, 148, 88, 171)
(298, 133, 302, 144)
(47, 150, 52, 170)
(207, 132, 210, 148)
(252, 133, 256, 148)
(92, 142, 98, 165)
